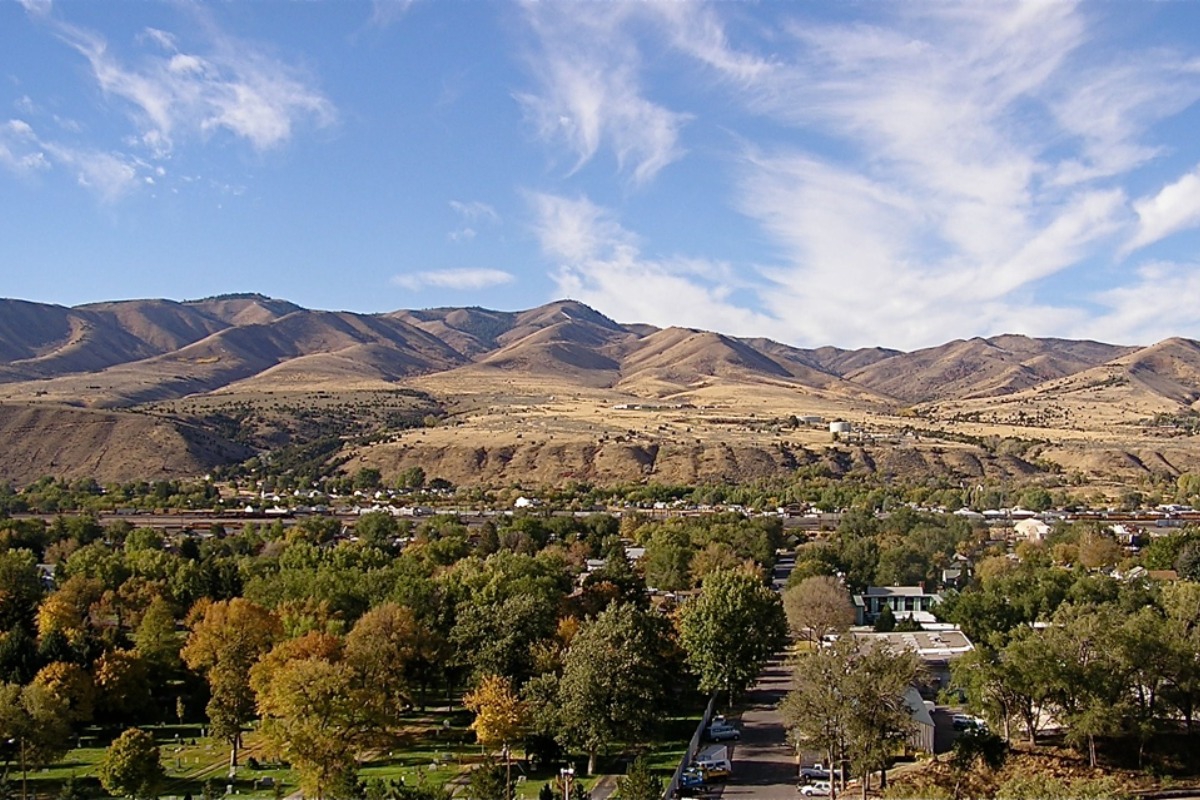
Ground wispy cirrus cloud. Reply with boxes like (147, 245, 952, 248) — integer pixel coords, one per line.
(1081, 261, 1200, 344)
(14, 1, 335, 189)
(392, 268, 515, 292)
(516, 3, 690, 186)
(368, 0, 416, 29)
(519, 2, 1200, 348)
(448, 200, 500, 243)
(531, 192, 780, 336)
(0, 118, 143, 201)
(52, 20, 336, 155)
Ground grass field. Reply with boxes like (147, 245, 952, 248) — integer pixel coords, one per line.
(12, 704, 707, 800)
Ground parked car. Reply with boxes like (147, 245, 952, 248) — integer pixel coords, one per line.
(952, 713, 986, 731)
(680, 767, 707, 788)
(798, 780, 831, 796)
(705, 724, 740, 741)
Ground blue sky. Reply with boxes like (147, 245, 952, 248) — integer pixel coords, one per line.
(4, 0, 1200, 350)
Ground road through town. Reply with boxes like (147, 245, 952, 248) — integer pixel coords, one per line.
(722, 659, 797, 800)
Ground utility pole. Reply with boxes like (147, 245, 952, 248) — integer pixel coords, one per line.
(20, 736, 28, 800)
(503, 743, 511, 800)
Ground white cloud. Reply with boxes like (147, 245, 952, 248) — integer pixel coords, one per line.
(649, 3, 775, 84)
(685, 1, 1200, 347)
(450, 200, 499, 223)
(1081, 262, 1200, 344)
(1123, 165, 1200, 256)
(369, 0, 416, 29)
(516, 3, 689, 186)
(16, 0, 52, 17)
(0, 118, 140, 199)
(391, 268, 515, 291)
(531, 191, 781, 336)
(48, 13, 335, 156)
(528, 192, 639, 264)
(448, 200, 499, 244)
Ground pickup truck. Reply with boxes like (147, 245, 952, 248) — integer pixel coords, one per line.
(798, 764, 843, 782)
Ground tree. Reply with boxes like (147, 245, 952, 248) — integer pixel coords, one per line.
(841, 643, 922, 797)
(0, 682, 72, 800)
(33, 661, 95, 724)
(97, 728, 165, 800)
(466, 674, 528, 750)
(466, 759, 508, 800)
(397, 467, 426, 491)
(344, 603, 430, 732)
(254, 655, 362, 800)
(465, 675, 528, 800)
(949, 730, 1007, 800)
(93, 649, 152, 724)
(1175, 539, 1200, 581)
(641, 528, 694, 591)
(0, 550, 41, 631)
(558, 603, 671, 774)
(35, 575, 102, 647)
(780, 636, 921, 800)
(873, 604, 896, 632)
(678, 569, 787, 707)
(783, 576, 855, 643)
(1160, 582, 1200, 732)
(616, 757, 663, 800)
(181, 599, 281, 768)
(780, 638, 855, 800)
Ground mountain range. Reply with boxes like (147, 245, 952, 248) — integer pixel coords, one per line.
(2, 294, 1198, 488)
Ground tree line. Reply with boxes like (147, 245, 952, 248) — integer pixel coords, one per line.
(0, 509, 786, 798)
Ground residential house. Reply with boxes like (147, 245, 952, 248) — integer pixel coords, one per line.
(852, 585, 942, 626)
(1013, 518, 1052, 542)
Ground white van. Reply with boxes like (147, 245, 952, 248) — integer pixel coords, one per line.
(694, 744, 732, 778)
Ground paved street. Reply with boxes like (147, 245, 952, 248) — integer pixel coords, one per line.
(722, 659, 797, 800)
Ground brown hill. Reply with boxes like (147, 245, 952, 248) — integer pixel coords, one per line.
(0, 298, 230, 382)
(0, 402, 250, 486)
(393, 300, 626, 360)
(4, 293, 1200, 489)
(0, 310, 467, 407)
(849, 335, 1133, 404)
(182, 294, 303, 326)
(617, 328, 791, 388)
(927, 338, 1200, 433)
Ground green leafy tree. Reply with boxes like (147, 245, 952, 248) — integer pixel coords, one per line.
(97, 728, 165, 800)
(678, 569, 787, 706)
(616, 757, 663, 800)
(841, 644, 922, 797)
(781, 635, 921, 800)
(780, 638, 854, 800)
(0, 682, 72, 798)
(466, 759, 508, 800)
(0, 550, 42, 631)
(641, 528, 694, 591)
(949, 730, 1007, 800)
(873, 604, 896, 632)
(558, 603, 671, 774)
